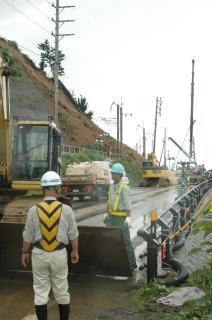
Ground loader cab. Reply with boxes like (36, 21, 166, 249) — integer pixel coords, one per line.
(12, 121, 61, 190)
(142, 160, 153, 168)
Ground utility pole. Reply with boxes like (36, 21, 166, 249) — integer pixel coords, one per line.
(121, 106, 132, 156)
(164, 127, 167, 167)
(189, 59, 195, 160)
(52, 0, 75, 126)
(137, 124, 146, 158)
(120, 97, 123, 155)
(153, 97, 162, 154)
(111, 102, 120, 157)
(143, 127, 146, 158)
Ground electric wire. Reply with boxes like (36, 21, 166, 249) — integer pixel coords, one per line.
(3, 0, 52, 34)
(25, 0, 52, 21)
(45, 0, 53, 5)
(18, 45, 40, 57)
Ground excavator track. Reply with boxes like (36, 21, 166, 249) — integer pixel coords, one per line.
(0, 193, 43, 224)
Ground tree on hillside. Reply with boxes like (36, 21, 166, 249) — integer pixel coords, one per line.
(74, 95, 93, 120)
(37, 39, 65, 76)
(0, 48, 22, 78)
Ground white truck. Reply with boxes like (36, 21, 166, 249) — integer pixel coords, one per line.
(61, 161, 112, 201)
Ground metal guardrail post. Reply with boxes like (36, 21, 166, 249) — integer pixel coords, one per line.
(169, 208, 180, 233)
(146, 211, 158, 284)
(157, 218, 170, 269)
(180, 207, 186, 228)
(137, 211, 159, 285)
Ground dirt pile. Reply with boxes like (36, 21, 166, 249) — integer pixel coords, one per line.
(0, 37, 141, 162)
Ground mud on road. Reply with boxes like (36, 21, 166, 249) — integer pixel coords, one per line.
(0, 271, 153, 320)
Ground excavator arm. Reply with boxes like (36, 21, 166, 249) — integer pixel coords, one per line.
(168, 137, 196, 165)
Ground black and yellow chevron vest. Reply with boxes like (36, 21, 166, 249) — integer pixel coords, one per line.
(36, 200, 63, 251)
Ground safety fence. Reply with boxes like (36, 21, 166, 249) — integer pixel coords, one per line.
(137, 180, 212, 286)
(61, 144, 128, 160)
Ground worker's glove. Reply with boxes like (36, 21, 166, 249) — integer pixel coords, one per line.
(103, 213, 108, 224)
(125, 217, 132, 228)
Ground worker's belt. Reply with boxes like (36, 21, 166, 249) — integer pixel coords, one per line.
(34, 242, 65, 251)
(110, 211, 127, 216)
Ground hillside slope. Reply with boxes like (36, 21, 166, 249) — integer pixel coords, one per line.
(0, 37, 141, 161)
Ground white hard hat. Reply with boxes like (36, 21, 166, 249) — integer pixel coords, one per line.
(41, 171, 62, 187)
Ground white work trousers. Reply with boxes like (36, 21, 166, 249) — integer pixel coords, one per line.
(31, 248, 70, 305)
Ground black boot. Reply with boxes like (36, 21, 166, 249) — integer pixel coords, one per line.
(35, 305, 47, 320)
(58, 304, 70, 320)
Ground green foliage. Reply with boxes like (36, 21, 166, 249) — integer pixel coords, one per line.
(61, 152, 142, 186)
(37, 39, 65, 76)
(189, 214, 212, 255)
(73, 94, 93, 120)
(62, 152, 104, 175)
(0, 48, 22, 78)
(131, 279, 173, 310)
(112, 158, 142, 187)
(132, 261, 212, 319)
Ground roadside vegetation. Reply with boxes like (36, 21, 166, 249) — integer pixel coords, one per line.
(37, 39, 93, 120)
(0, 47, 22, 78)
(131, 260, 212, 319)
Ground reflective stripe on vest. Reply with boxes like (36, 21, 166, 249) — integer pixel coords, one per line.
(108, 180, 127, 216)
(37, 200, 62, 251)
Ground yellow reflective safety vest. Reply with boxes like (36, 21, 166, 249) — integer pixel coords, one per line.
(36, 200, 63, 251)
(108, 180, 127, 216)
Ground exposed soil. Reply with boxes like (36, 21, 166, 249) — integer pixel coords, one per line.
(0, 37, 142, 161)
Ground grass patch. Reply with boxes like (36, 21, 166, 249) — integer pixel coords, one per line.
(131, 260, 212, 319)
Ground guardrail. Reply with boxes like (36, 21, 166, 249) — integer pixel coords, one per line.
(61, 144, 109, 158)
(61, 144, 132, 160)
(137, 180, 212, 285)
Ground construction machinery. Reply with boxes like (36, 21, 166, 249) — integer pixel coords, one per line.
(0, 63, 61, 223)
(140, 152, 178, 187)
(168, 137, 205, 185)
(0, 53, 132, 277)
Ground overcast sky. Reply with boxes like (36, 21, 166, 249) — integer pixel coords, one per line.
(1, 0, 212, 169)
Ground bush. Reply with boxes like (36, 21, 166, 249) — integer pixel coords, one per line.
(0, 47, 22, 78)
(62, 152, 104, 175)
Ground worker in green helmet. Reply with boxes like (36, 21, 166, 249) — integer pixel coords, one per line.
(104, 162, 137, 271)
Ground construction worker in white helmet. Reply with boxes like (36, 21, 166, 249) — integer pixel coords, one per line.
(104, 163, 137, 271)
(21, 171, 79, 320)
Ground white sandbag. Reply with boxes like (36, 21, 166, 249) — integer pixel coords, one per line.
(157, 287, 205, 307)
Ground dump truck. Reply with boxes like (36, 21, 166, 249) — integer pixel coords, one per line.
(62, 161, 112, 201)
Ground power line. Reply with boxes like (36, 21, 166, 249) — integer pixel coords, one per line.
(3, 0, 52, 34)
(18, 45, 40, 57)
(25, 0, 52, 21)
(45, 0, 53, 5)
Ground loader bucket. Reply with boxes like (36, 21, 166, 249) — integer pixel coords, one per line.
(69, 225, 132, 277)
(0, 224, 132, 277)
(0, 223, 25, 272)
